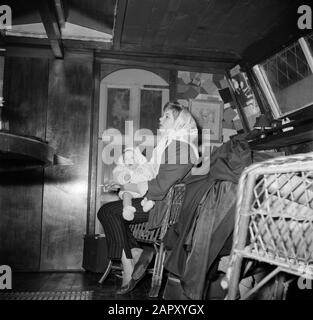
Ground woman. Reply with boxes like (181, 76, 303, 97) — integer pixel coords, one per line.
(97, 101, 198, 294)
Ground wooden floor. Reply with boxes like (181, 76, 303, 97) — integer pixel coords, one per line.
(5, 271, 160, 300)
(3, 271, 313, 300)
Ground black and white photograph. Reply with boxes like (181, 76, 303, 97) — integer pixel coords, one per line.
(0, 0, 313, 313)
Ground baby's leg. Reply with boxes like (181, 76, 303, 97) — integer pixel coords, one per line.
(122, 192, 136, 221)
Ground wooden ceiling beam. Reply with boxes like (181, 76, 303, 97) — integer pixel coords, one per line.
(113, 0, 128, 50)
(38, 0, 63, 58)
(96, 51, 234, 73)
(54, 0, 66, 29)
(121, 43, 241, 61)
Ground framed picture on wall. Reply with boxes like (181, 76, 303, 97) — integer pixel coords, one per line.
(228, 66, 261, 131)
(190, 97, 223, 143)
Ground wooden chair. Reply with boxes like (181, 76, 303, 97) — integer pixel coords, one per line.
(224, 152, 313, 299)
(98, 183, 186, 298)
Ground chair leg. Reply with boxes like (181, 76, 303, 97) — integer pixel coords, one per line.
(240, 267, 281, 300)
(149, 243, 165, 298)
(98, 260, 112, 284)
(226, 253, 243, 300)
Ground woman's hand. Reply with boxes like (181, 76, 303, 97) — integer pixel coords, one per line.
(120, 183, 141, 193)
(102, 181, 120, 192)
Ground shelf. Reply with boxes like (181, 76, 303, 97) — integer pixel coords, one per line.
(0, 131, 73, 172)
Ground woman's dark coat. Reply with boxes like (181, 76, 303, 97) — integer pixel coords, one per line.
(163, 134, 274, 299)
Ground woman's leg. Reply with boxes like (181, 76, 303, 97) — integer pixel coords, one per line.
(97, 197, 148, 286)
(97, 198, 147, 259)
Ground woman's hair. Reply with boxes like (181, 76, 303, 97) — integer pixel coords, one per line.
(163, 101, 183, 114)
(163, 102, 184, 120)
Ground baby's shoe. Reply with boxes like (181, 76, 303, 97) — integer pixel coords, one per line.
(122, 206, 136, 221)
(141, 198, 155, 212)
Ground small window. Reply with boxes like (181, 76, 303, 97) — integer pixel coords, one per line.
(255, 35, 313, 118)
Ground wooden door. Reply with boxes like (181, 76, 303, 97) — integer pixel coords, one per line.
(96, 69, 169, 233)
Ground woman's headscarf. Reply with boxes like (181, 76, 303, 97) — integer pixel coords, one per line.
(150, 107, 199, 177)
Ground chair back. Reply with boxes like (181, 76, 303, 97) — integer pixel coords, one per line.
(233, 152, 313, 278)
(130, 183, 186, 244)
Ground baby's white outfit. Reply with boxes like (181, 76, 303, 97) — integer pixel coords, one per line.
(112, 148, 154, 220)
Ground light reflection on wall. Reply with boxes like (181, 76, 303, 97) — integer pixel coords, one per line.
(70, 181, 88, 195)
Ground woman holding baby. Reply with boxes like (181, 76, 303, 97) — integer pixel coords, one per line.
(97, 102, 198, 294)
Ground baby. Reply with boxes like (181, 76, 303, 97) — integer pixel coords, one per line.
(112, 147, 155, 221)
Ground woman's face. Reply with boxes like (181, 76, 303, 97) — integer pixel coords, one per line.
(159, 109, 175, 130)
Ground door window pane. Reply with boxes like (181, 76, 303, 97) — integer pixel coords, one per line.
(140, 89, 162, 135)
(107, 88, 130, 134)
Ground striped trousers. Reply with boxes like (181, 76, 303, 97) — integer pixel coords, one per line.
(97, 198, 148, 259)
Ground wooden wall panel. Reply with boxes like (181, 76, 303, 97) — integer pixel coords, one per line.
(0, 57, 49, 270)
(41, 53, 93, 270)
(3, 57, 48, 138)
(0, 170, 44, 270)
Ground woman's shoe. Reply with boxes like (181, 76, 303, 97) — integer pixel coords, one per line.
(116, 271, 148, 295)
(116, 279, 137, 295)
(116, 248, 155, 295)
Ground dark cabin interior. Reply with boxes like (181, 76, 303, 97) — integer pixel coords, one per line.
(1, 0, 313, 302)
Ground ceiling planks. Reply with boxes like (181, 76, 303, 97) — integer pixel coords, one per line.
(121, 0, 154, 45)
(151, 0, 182, 48)
(141, 0, 169, 49)
(3, 0, 309, 68)
(186, 0, 240, 52)
(118, 0, 306, 65)
(163, 0, 210, 48)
